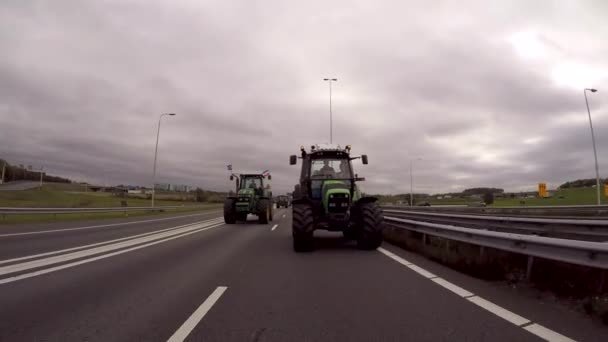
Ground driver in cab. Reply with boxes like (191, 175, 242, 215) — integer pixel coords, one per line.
(316, 160, 336, 177)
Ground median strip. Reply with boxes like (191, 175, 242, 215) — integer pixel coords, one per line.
(0, 217, 223, 266)
(0, 218, 224, 281)
(0, 211, 221, 237)
(0, 221, 225, 284)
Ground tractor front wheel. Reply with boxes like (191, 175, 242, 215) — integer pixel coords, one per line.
(356, 201, 384, 250)
(257, 199, 270, 224)
(223, 199, 236, 224)
(292, 204, 314, 252)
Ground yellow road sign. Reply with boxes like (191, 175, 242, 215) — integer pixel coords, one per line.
(538, 183, 547, 198)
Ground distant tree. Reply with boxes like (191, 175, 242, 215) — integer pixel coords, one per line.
(483, 192, 494, 205)
(463, 187, 504, 195)
(195, 188, 208, 202)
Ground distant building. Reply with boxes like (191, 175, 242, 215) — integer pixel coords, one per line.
(154, 183, 192, 192)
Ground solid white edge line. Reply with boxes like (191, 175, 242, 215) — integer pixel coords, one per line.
(271, 224, 278, 231)
(523, 323, 577, 342)
(0, 223, 225, 284)
(431, 277, 474, 298)
(0, 217, 223, 265)
(378, 247, 413, 266)
(0, 210, 221, 237)
(406, 264, 436, 279)
(167, 286, 228, 342)
(378, 247, 575, 341)
(467, 296, 530, 326)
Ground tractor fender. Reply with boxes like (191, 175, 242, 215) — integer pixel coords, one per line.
(354, 196, 378, 205)
(292, 198, 314, 206)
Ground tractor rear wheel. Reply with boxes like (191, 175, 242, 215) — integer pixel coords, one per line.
(257, 199, 270, 224)
(223, 199, 236, 224)
(356, 201, 384, 250)
(292, 204, 314, 252)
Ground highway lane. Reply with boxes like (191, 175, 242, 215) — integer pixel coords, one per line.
(0, 208, 602, 341)
(0, 210, 221, 260)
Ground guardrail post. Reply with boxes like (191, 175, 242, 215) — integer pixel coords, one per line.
(423, 233, 427, 245)
(526, 256, 534, 280)
(599, 269, 606, 293)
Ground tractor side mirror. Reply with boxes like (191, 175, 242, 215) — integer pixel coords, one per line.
(230, 175, 234, 180)
(289, 155, 297, 165)
(361, 155, 368, 165)
(268, 174, 272, 180)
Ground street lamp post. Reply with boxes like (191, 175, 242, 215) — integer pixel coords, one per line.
(323, 78, 338, 144)
(584, 88, 601, 205)
(152, 113, 176, 207)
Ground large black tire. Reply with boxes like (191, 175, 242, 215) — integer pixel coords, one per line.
(257, 199, 270, 224)
(269, 202, 274, 221)
(356, 201, 384, 250)
(224, 199, 236, 224)
(292, 204, 314, 252)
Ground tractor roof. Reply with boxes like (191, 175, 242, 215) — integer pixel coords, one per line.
(239, 174, 265, 177)
(306, 144, 352, 154)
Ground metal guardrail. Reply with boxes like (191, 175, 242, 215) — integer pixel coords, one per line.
(384, 216, 608, 269)
(383, 209, 608, 241)
(0, 205, 207, 215)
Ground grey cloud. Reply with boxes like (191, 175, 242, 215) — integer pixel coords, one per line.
(1, 0, 607, 195)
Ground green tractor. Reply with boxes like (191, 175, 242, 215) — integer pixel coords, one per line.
(289, 144, 384, 252)
(276, 195, 290, 208)
(224, 173, 273, 224)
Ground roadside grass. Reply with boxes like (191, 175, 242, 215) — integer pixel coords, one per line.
(493, 187, 607, 206)
(0, 189, 200, 208)
(417, 187, 607, 207)
(0, 204, 222, 225)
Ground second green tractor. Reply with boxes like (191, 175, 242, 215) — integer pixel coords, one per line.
(224, 173, 273, 224)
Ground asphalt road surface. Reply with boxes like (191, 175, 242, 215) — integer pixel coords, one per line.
(0, 208, 605, 341)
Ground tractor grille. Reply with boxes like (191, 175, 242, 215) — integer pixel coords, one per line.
(328, 193, 349, 213)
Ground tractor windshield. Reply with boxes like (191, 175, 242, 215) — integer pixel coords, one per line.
(310, 158, 352, 179)
(240, 177, 262, 190)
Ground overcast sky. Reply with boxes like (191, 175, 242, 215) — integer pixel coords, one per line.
(1, 0, 607, 195)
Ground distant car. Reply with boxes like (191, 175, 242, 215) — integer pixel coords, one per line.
(417, 202, 431, 206)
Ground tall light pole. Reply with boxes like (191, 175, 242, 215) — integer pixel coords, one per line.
(0, 161, 5, 184)
(584, 88, 601, 205)
(323, 78, 338, 144)
(152, 113, 176, 207)
(410, 158, 422, 207)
